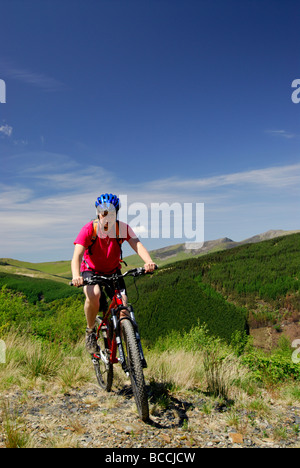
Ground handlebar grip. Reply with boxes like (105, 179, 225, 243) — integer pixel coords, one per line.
(141, 264, 158, 274)
(69, 280, 85, 287)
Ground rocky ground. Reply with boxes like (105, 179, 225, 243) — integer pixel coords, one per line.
(1, 382, 299, 448)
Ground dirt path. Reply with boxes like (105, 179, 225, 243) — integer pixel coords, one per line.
(1, 383, 299, 448)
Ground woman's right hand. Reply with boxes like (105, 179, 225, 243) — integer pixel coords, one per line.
(72, 276, 84, 287)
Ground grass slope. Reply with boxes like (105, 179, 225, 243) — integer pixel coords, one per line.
(0, 259, 71, 282)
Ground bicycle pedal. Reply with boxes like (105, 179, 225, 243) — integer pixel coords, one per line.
(92, 355, 100, 364)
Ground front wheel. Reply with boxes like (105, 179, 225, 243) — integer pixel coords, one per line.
(121, 319, 149, 421)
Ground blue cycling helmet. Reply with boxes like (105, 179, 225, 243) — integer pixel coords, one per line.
(95, 193, 120, 212)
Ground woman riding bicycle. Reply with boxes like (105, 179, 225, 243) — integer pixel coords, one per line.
(71, 193, 156, 353)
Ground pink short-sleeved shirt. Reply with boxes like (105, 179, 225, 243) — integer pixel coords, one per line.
(74, 220, 137, 274)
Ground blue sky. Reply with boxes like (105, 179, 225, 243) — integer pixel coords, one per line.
(0, 0, 299, 262)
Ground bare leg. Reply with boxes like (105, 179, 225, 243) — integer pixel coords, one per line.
(120, 293, 129, 318)
(84, 284, 101, 329)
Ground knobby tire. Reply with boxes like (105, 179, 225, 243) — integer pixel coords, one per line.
(121, 319, 149, 421)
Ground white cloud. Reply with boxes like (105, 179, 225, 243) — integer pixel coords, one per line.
(2, 60, 65, 92)
(0, 155, 299, 261)
(143, 163, 300, 191)
(0, 124, 13, 137)
(265, 129, 296, 139)
(0, 184, 33, 206)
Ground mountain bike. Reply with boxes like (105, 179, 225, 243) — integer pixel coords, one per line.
(71, 267, 155, 421)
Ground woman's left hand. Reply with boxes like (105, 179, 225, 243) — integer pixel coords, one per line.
(144, 262, 157, 273)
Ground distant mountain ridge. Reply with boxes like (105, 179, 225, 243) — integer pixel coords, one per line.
(151, 229, 300, 262)
(0, 229, 299, 278)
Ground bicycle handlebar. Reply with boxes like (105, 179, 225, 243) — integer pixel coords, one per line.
(69, 265, 157, 287)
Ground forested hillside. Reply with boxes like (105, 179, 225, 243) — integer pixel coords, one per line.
(0, 233, 299, 347)
(198, 233, 300, 328)
(127, 233, 299, 345)
(0, 272, 80, 304)
(199, 233, 299, 304)
(126, 268, 247, 345)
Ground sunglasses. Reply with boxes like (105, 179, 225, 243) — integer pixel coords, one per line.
(98, 209, 116, 217)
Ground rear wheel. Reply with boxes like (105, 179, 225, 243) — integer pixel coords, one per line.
(93, 316, 113, 391)
(121, 319, 149, 421)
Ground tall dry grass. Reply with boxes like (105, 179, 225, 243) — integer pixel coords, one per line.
(0, 327, 254, 401)
(0, 331, 94, 393)
(145, 346, 252, 402)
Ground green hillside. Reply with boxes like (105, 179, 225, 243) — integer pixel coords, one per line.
(127, 233, 300, 345)
(198, 233, 300, 328)
(123, 229, 300, 267)
(0, 272, 80, 304)
(0, 258, 71, 282)
(0, 233, 299, 348)
(126, 268, 247, 345)
(1, 229, 298, 280)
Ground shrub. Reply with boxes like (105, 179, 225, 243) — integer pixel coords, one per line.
(241, 352, 300, 383)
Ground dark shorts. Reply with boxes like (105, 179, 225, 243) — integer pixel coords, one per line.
(82, 269, 127, 299)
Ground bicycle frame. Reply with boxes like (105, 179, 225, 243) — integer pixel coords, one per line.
(92, 273, 147, 374)
(94, 288, 125, 367)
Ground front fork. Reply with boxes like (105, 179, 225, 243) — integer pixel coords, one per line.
(111, 304, 148, 373)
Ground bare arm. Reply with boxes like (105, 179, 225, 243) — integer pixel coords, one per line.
(128, 237, 157, 272)
(71, 243, 85, 286)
